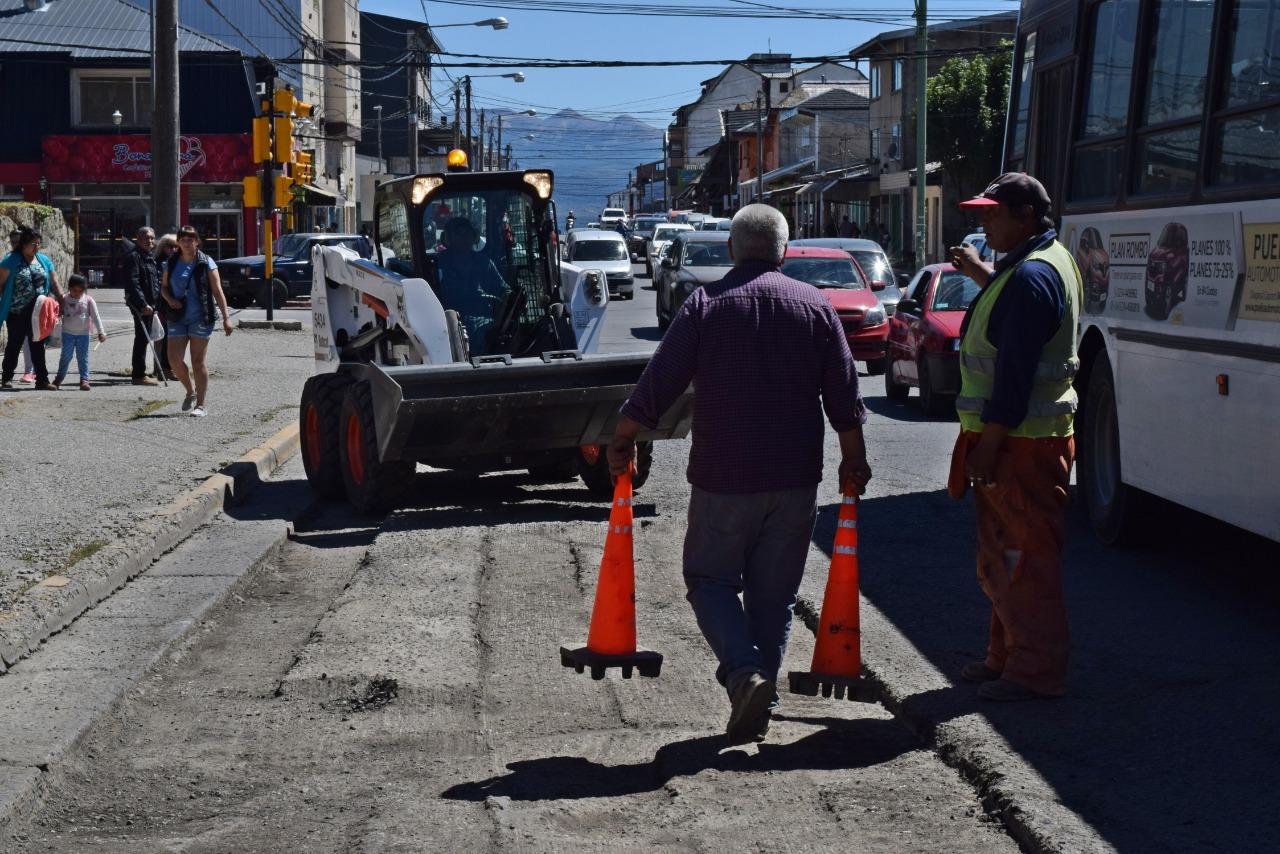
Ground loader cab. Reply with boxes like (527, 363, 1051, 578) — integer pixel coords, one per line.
(374, 170, 564, 358)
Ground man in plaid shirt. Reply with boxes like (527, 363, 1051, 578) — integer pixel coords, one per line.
(608, 204, 872, 745)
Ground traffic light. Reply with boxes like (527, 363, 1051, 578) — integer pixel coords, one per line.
(273, 174, 294, 204)
(242, 176, 262, 208)
(269, 86, 317, 165)
(251, 116, 271, 164)
(293, 151, 314, 187)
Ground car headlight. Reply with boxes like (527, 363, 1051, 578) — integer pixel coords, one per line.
(864, 305, 886, 327)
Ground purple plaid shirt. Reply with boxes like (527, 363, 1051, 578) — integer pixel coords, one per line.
(621, 261, 866, 494)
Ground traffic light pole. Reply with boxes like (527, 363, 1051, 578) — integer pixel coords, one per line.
(151, 0, 180, 232)
(262, 73, 277, 322)
(915, 0, 928, 265)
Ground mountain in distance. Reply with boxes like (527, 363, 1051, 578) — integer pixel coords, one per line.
(495, 108, 664, 224)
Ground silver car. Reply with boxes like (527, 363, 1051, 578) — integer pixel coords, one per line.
(565, 229, 634, 299)
(655, 231, 732, 329)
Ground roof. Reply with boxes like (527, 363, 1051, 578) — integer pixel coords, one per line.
(784, 245, 855, 259)
(681, 231, 730, 243)
(567, 229, 625, 241)
(797, 88, 870, 112)
(0, 0, 235, 57)
(847, 11, 1017, 58)
(792, 238, 887, 253)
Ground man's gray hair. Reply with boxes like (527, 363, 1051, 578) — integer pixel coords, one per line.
(136, 226, 156, 238)
(730, 204, 788, 265)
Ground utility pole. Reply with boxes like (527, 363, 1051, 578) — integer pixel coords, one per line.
(406, 34, 419, 174)
(755, 92, 764, 204)
(662, 131, 669, 212)
(373, 104, 383, 172)
(151, 0, 180, 232)
(464, 76, 473, 160)
(453, 85, 461, 150)
(478, 110, 486, 170)
(504, 143, 512, 170)
(915, 0, 928, 264)
(496, 115, 503, 170)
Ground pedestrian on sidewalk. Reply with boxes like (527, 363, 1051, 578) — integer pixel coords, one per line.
(123, 226, 171, 385)
(5, 229, 40, 383)
(157, 233, 178, 264)
(947, 172, 1084, 702)
(608, 203, 872, 745)
(0, 227, 62, 389)
(53, 273, 106, 390)
(161, 225, 233, 418)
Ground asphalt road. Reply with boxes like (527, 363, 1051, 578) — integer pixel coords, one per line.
(9, 263, 1280, 852)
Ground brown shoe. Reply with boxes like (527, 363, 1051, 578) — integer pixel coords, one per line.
(726, 673, 774, 745)
(79, 380, 91, 391)
(977, 678, 1056, 702)
(34, 381, 56, 391)
(131, 376, 160, 386)
(960, 661, 1002, 683)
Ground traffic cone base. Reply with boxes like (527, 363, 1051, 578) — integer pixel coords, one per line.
(559, 645, 663, 681)
(562, 469, 664, 681)
(787, 670, 877, 703)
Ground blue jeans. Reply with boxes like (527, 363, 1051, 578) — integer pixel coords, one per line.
(682, 485, 818, 697)
(55, 333, 90, 382)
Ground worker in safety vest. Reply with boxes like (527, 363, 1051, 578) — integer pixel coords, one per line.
(947, 173, 1083, 702)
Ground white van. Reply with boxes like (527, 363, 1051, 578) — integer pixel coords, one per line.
(565, 229, 634, 299)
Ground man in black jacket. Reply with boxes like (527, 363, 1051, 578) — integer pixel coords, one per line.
(123, 227, 168, 384)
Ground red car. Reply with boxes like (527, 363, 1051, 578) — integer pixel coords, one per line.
(885, 264, 982, 415)
(781, 245, 888, 372)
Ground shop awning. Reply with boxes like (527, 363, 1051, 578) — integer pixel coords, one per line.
(763, 182, 808, 198)
(300, 184, 340, 204)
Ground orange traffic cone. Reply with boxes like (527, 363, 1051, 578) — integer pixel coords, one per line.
(788, 487, 877, 702)
(560, 470, 663, 680)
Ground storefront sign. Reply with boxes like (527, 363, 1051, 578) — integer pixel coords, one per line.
(42, 134, 253, 183)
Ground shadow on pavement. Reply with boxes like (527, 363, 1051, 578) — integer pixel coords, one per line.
(816, 488, 1280, 853)
(441, 716, 909, 801)
(628, 326, 663, 342)
(862, 394, 954, 423)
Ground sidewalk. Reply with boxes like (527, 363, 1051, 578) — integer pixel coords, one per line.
(0, 292, 313, 662)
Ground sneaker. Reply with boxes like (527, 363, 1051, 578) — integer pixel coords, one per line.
(19, 372, 35, 384)
(181, 392, 196, 411)
(131, 377, 159, 386)
(960, 662, 1002, 683)
(726, 673, 775, 745)
(977, 678, 1055, 702)
(190, 405, 207, 418)
(0, 381, 11, 389)
(79, 380, 91, 391)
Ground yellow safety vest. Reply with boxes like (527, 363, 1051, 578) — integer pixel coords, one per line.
(956, 238, 1083, 438)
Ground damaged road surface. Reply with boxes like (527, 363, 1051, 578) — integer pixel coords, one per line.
(9, 465, 1018, 852)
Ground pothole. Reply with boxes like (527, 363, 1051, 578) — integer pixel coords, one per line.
(343, 675, 398, 712)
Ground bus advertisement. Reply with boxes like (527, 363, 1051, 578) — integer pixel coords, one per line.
(1005, 0, 1280, 544)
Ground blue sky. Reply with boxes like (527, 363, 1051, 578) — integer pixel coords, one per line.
(364, 1, 1018, 129)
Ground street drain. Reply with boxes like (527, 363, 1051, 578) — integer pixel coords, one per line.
(345, 676, 399, 712)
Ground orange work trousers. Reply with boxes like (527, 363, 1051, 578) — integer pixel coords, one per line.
(948, 430, 1074, 696)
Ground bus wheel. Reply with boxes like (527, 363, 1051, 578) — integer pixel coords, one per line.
(577, 441, 652, 499)
(1079, 352, 1141, 544)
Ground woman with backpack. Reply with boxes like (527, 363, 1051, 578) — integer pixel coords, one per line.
(0, 227, 63, 389)
(160, 225, 233, 417)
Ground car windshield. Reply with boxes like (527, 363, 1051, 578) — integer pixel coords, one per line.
(851, 250, 890, 283)
(653, 226, 687, 241)
(603, 209, 625, 218)
(633, 218, 664, 235)
(781, 257, 865, 289)
(932, 272, 982, 311)
(573, 239, 628, 262)
(274, 234, 309, 258)
(682, 242, 732, 267)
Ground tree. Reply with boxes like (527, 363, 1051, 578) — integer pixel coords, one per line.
(925, 45, 1013, 219)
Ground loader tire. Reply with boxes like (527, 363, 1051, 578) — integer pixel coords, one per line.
(338, 382, 415, 515)
(577, 441, 653, 500)
(300, 373, 350, 499)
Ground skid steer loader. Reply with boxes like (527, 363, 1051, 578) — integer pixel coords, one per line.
(298, 165, 692, 514)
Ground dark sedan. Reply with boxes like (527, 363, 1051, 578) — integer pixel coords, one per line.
(655, 231, 732, 329)
(219, 233, 375, 308)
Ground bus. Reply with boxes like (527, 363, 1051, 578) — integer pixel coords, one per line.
(1005, 0, 1280, 543)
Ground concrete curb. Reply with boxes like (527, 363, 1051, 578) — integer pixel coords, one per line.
(237, 320, 304, 331)
(0, 423, 301, 673)
(794, 593, 1113, 854)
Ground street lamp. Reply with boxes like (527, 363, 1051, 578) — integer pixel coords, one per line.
(458, 72, 528, 159)
(433, 17, 509, 30)
(373, 104, 383, 173)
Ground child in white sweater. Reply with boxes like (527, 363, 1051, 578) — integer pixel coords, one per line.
(53, 274, 106, 390)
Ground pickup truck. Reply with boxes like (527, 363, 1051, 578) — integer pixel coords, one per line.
(218, 233, 376, 308)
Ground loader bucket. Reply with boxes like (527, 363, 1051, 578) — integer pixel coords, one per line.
(338, 353, 691, 466)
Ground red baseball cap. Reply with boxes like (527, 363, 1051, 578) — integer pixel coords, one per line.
(959, 172, 1052, 214)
